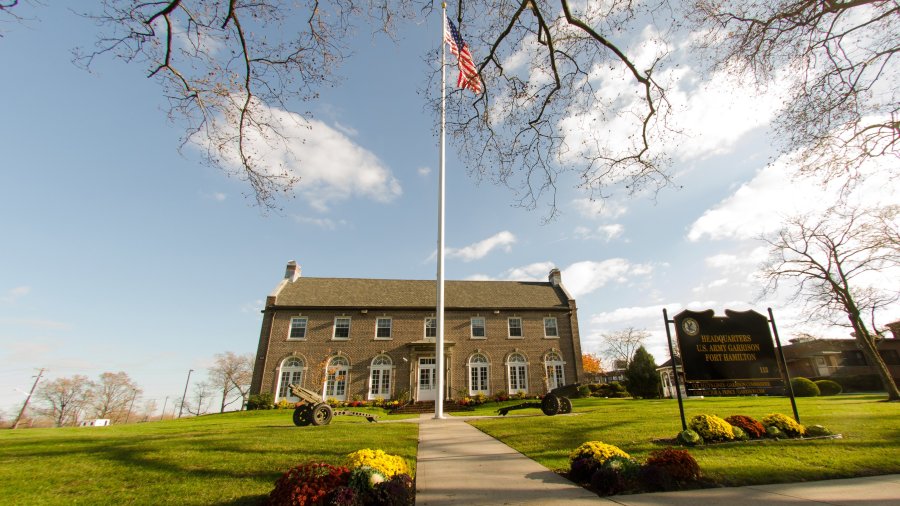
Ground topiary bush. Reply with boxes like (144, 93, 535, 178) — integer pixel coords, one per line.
(570, 441, 631, 467)
(689, 414, 735, 442)
(268, 462, 350, 506)
(815, 379, 842, 396)
(645, 448, 701, 483)
(762, 413, 806, 437)
(790, 377, 820, 397)
(725, 415, 766, 439)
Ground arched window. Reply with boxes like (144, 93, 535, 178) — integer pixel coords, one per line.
(276, 357, 305, 401)
(324, 356, 350, 401)
(506, 352, 528, 394)
(544, 351, 565, 391)
(368, 354, 393, 399)
(468, 353, 490, 396)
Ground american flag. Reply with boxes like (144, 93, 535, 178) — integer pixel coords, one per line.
(444, 16, 482, 93)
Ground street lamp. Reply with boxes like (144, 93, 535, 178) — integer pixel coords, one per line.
(178, 369, 194, 418)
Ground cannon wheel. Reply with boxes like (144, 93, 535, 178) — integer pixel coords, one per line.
(559, 396, 572, 414)
(292, 406, 312, 426)
(541, 394, 560, 416)
(309, 403, 334, 426)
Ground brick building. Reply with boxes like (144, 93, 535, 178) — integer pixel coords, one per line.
(249, 261, 585, 403)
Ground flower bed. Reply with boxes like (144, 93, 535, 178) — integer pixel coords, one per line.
(567, 441, 703, 495)
(267, 449, 413, 506)
(673, 413, 831, 446)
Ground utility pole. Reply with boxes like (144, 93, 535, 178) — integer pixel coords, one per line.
(123, 389, 138, 424)
(178, 369, 193, 418)
(159, 395, 169, 421)
(11, 368, 45, 429)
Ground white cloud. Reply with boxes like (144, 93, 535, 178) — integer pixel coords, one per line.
(446, 231, 517, 262)
(591, 304, 676, 325)
(196, 99, 402, 212)
(705, 247, 769, 270)
(561, 259, 654, 298)
(417, 166, 432, 177)
(1, 286, 30, 304)
(575, 224, 625, 241)
(292, 215, 347, 230)
(572, 198, 629, 220)
(688, 153, 899, 241)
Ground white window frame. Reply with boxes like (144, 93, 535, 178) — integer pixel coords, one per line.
(544, 351, 565, 390)
(508, 317, 523, 339)
(424, 317, 437, 339)
(288, 317, 308, 340)
(368, 354, 393, 400)
(468, 353, 490, 396)
(276, 357, 306, 401)
(375, 317, 393, 340)
(471, 317, 486, 339)
(543, 317, 559, 338)
(333, 317, 351, 340)
(506, 353, 528, 394)
(324, 356, 350, 401)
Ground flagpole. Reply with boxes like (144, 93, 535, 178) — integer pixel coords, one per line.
(435, 2, 447, 420)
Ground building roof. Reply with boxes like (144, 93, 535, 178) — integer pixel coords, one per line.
(271, 277, 572, 309)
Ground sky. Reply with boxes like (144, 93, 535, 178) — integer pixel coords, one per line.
(1, 3, 897, 418)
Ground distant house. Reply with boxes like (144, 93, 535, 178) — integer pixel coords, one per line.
(78, 419, 110, 427)
(249, 262, 585, 403)
(656, 357, 687, 398)
(781, 327, 900, 389)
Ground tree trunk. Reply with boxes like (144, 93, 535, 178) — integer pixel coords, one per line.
(850, 315, 900, 401)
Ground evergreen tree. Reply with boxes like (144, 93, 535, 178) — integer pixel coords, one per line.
(625, 346, 661, 399)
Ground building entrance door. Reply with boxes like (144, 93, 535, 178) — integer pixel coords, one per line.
(417, 357, 437, 401)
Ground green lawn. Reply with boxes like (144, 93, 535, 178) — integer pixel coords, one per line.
(465, 394, 900, 486)
(0, 408, 418, 505)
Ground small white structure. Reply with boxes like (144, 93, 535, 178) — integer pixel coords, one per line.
(78, 419, 111, 427)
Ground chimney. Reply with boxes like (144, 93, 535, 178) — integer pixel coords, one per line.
(548, 268, 562, 287)
(284, 261, 302, 282)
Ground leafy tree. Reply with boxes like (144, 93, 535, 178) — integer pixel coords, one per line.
(761, 204, 900, 400)
(601, 327, 650, 368)
(691, 0, 899, 187)
(624, 346, 660, 399)
(208, 351, 254, 413)
(90, 371, 142, 423)
(581, 353, 604, 382)
(36, 375, 94, 427)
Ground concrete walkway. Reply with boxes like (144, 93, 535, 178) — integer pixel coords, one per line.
(413, 414, 900, 505)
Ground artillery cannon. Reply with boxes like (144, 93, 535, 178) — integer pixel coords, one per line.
(288, 384, 378, 426)
(497, 383, 581, 417)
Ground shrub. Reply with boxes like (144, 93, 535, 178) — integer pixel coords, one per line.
(731, 426, 748, 441)
(247, 393, 274, 410)
(268, 462, 350, 506)
(569, 457, 596, 483)
(645, 448, 701, 483)
(638, 464, 676, 492)
(346, 449, 410, 478)
(689, 414, 734, 441)
(766, 425, 783, 439)
(815, 380, 842, 396)
(602, 456, 641, 481)
(790, 377, 820, 397)
(577, 385, 592, 398)
(275, 399, 293, 410)
(594, 382, 629, 398)
(591, 467, 626, 495)
(370, 474, 414, 506)
(348, 466, 386, 492)
(570, 441, 631, 467)
(725, 415, 766, 439)
(762, 413, 806, 437)
(805, 425, 833, 437)
(677, 429, 702, 446)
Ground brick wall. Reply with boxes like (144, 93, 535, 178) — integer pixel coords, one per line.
(251, 307, 583, 401)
